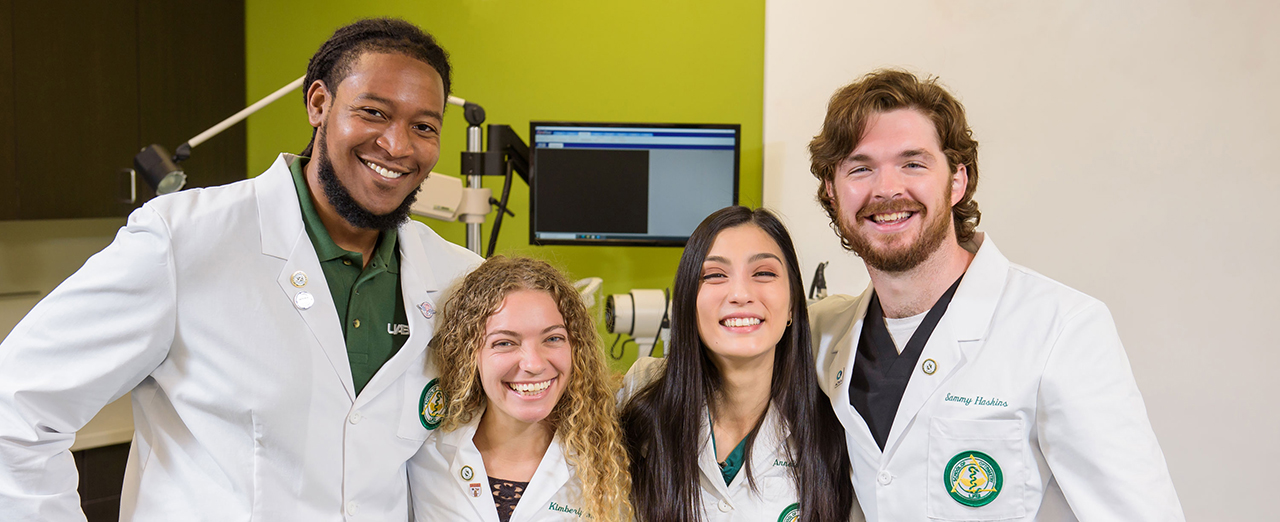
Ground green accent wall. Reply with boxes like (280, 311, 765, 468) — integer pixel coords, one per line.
(246, 0, 764, 371)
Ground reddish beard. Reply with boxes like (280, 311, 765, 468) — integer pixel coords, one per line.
(837, 194, 952, 273)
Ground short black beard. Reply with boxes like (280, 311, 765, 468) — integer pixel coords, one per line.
(315, 126, 419, 231)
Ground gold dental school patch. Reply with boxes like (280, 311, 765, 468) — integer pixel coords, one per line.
(945, 450, 1003, 507)
(419, 378, 445, 430)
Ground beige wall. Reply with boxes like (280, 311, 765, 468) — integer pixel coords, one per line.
(1, 219, 122, 335)
(764, 0, 1278, 519)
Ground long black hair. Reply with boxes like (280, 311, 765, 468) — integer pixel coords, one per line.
(620, 206, 855, 522)
(300, 17, 452, 157)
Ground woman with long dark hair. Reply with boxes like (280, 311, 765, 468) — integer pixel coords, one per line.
(619, 206, 857, 521)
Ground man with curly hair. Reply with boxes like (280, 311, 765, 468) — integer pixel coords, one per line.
(0, 18, 479, 520)
(807, 69, 1183, 521)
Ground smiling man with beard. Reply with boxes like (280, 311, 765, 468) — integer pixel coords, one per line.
(0, 18, 480, 521)
(806, 70, 1184, 521)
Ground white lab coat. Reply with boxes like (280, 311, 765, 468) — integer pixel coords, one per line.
(619, 357, 806, 522)
(0, 154, 481, 521)
(408, 408, 589, 521)
(810, 234, 1184, 521)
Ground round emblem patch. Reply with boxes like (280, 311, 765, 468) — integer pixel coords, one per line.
(777, 503, 800, 522)
(945, 451, 1003, 507)
(419, 378, 446, 430)
(922, 358, 938, 375)
(460, 465, 474, 481)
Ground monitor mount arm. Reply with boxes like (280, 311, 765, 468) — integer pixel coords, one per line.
(451, 96, 530, 256)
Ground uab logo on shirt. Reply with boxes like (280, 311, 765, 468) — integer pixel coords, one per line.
(778, 503, 799, 522)
(945, 451, 1003, 507)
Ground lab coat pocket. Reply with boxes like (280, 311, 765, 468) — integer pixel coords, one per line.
(757, 477, 801, 521)
(927, 417, 1027, 521)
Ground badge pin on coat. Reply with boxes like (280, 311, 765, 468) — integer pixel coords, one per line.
(418, 302, 435, 319)
(922, 358, 938, 375)
(294, 291, 314, 310)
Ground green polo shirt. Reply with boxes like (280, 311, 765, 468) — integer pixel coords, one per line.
(290, 158, 410, 395)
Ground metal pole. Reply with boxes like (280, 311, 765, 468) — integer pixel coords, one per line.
(465, 125, 484, 255)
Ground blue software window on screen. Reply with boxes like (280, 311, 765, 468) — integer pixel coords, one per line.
(529, 122, 740, 247)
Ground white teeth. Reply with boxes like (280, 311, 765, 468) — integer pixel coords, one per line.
(722, 317, 762, 327)
(872, 211, 911, 223)
(508, 379, 553, 395)
(365, 160, 403, 179)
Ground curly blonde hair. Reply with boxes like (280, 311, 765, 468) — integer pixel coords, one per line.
(430, 256, 632, 522)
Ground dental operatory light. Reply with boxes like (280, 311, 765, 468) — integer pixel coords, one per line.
(127, 76, 306, 199)
(133, 144, 187, 195)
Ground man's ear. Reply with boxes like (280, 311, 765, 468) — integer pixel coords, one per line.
(950, 163, 968, 206)
(824, 179, 835, 202)
(305, 80, 332, 128)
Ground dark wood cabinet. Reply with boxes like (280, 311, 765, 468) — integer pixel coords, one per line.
(74, 442, 130, 522)
(0, 0, 245, 220)
(0, 0, 18, 218)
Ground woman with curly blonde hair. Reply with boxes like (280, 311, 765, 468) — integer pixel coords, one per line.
(409, 256, 631, 522)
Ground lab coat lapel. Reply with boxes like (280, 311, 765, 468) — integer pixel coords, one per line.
(356, 227, 441, 403)
(443, 417, 503, 521)
(697, 406, 734, 501)
(511, 434, 571, 521)
(945, 233, 1009, 344)
(829, 286, 882, 457)
(749, 407, 788, 476)
(880, 233, 1008, 458)
(257, 154, 304, 260)
(259, 154, 357, 401)
(881, 321, 962, 456)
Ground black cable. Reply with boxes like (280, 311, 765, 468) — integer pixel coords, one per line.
(485, 159, 516, 258)
(610, 333, 636, 361)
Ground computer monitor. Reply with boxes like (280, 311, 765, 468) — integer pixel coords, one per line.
(529, 122, 740, 246)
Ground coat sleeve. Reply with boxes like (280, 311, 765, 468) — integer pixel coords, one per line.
(0, 205, 176, 520)
(615, 356, 666, 406)
(1036, 301, 1185, 521)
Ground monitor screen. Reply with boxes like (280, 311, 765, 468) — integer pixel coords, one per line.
(529, 122, 740, 246)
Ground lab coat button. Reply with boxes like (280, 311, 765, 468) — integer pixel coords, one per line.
(717, 499, 732, 512)
(349, 411, 363, 424)
(346, 500, 358, 515)
(877, 470, 892, 485)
